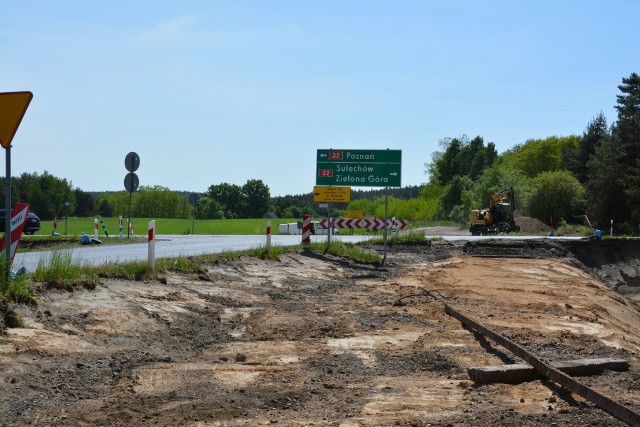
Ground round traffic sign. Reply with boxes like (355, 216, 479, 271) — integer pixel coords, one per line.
(125, 152, 140, 172)
(124, 172, 139, 193)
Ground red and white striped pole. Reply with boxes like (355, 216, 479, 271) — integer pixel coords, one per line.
(148, 220, 156, 270)
(119, 215, 123, 238)
(94, 218, 99, 240)
(52, 215, 59, 236)
(266, 221, 271, 250)
(302, 214, 311, 245)
(128, 218, 134, 236)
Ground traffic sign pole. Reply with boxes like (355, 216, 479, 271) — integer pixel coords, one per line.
(383, 187, 389, 266)
(327, 206, 332, 247)
(1, 91, 33, 281)
(127, 174, 132, 239)
(124, 152, 140, 239)
(5, 147, 11, 273)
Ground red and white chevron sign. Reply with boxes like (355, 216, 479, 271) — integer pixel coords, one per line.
(0, 202, 31, 265)
(393, 219, 408, 229)
(367, 219, 386, 230)
(335, 218, 360, 229)
(319, 218, 409, 230)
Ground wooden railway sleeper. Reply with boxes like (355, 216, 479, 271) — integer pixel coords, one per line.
(395, 289, 640, 427)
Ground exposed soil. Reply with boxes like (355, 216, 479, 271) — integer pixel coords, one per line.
(2, 239, 640, 426)
(513, 211, 550, 235)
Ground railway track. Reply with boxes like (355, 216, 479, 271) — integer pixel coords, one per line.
(396, 289, 640, 426)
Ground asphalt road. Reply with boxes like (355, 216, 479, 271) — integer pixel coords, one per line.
(12, 228, 585, 272)
(12, 234, 374, 272)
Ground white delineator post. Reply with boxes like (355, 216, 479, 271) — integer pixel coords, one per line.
(266, 221, 271, 250)
(148, 220, 156, 270)
(94, 218, 99, 240)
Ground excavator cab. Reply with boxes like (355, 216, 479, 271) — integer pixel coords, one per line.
(469, 187, 519, 235)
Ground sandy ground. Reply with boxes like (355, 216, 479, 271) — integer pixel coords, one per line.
(1, 240, 640, 426)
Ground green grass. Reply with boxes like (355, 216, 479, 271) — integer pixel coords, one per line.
(0, 258, 37, 305)
(38, 216, 447, 237)
(32, 250, 99, 290)
(366, 231, 433, 245)
(39, 217, 306, 236)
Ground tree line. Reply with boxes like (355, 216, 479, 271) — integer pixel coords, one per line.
(0, 176, 274, 221)
(0, 169, 427, 221)
(1, 72, 637, 230)
(423, 72, 640, 233)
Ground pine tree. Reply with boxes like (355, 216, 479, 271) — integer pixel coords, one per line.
(567, 112, 609, 184)
(615, 72, 640, 166)
(616, 73, 640, 228)
(586, 137, 626, 227)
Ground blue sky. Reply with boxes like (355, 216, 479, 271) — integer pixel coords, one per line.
(2, 1, 638, 197)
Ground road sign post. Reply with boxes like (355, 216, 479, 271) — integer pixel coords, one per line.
(0, 91, 33, 280)
(124, 152, 140, 239)
(316, 148, 402, 264)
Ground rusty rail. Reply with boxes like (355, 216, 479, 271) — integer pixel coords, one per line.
(399, 290, 640, 426)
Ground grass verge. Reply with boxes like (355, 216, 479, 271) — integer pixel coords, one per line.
(0, 258, 37, 305)
(32, 250, 99, 291)
(2, 241, 382, 305)
(366, 231, 433, 245)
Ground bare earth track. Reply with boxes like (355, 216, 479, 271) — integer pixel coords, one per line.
(2, 238, 640, 426)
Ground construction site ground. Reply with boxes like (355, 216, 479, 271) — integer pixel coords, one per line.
(2, 236, 640, 426)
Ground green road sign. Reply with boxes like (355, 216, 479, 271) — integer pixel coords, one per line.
(316, 149, 402, 187)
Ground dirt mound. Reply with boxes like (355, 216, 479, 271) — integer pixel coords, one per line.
(514, 211, 550, 235)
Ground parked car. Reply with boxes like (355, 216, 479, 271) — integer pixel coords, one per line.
(0, 209, 41, 235)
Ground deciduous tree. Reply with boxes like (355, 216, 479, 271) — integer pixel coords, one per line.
(527, 171, 585, 226)
(242, 179, 271, 218)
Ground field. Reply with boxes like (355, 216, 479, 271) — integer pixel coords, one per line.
(38, 217, 411, 236)
(40, 217, 305, 236)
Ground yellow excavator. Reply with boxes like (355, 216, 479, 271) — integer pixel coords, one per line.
(469, 186, 519, 235)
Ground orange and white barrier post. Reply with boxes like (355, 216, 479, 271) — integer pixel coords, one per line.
(128, 218, 134, 236)
(302, 214, 311, 245)
(52, 215, 59, 236)
(266, 221, 271, 250)
(94, 218, 99, 240)
(148, 220, 156, 270)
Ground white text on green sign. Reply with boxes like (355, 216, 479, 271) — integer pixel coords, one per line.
(316, 149, 402, 187)
(316, 149, 401, 164)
